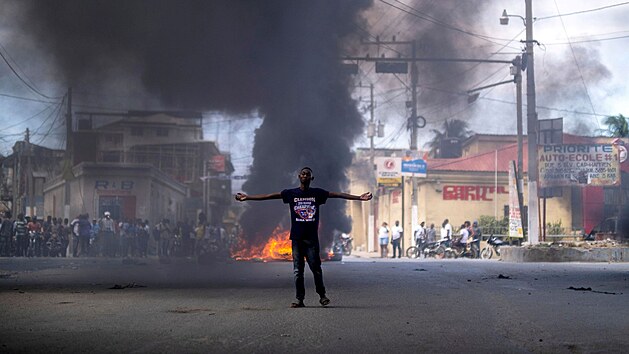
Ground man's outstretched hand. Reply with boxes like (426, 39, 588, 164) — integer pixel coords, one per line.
(234, 193, 247, 202)
(360, 192, 373, 201)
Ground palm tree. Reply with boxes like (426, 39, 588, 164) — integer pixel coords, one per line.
(602, 114, 628, 137)
(424, 119, 473, 158)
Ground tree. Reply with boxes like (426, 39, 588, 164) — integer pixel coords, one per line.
(424, 119, 473, 158)
(602, 114, 628, 138)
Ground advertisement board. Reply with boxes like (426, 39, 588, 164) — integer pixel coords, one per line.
(538, 144, 620, 187)
(401, 158, 427, 177)
(375, 157, 401, 187)
(508, 161, 523, 238)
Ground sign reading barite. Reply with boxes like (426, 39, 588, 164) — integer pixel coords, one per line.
(538, 144, 620, 187)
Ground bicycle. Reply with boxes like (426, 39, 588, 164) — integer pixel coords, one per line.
(406, 238, 428, 258)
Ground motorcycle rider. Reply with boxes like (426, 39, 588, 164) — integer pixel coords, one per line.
(472, 220, 482, 258)
(457, 222, 469, 253)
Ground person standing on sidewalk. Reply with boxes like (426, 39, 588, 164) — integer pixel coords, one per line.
(235, 166, 372, 308)
(391, 220, 403, 258)
(378, 222, 390, 258)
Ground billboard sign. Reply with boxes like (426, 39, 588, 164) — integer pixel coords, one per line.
(208, 155, 226, 173)
(375, 157, 401, 187)
(401, 158, 427, 177)
(508, 161, 523, 238)
(538, 144, 620, 187)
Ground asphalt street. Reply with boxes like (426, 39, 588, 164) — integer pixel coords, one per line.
(0, 254, 627, 353)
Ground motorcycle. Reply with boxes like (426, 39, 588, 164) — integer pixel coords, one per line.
(481, 235, 503, 259)
(27, 232, 42, 257)
(450, 237, 480, 259)
(340, 233, 353, 256)
(422, 239, 450, 259)
(46, 236, 63, 257)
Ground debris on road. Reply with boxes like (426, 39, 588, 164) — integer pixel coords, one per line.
(108, 282, 146, 289)
(566, 286, 618, 295)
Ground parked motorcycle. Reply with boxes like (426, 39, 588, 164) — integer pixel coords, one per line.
(481, 235, 503, 259)
(450, 237, 479, 259)
(422, 239, 450, 259)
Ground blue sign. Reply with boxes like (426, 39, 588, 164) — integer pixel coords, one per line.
(401, 159, 427, 177)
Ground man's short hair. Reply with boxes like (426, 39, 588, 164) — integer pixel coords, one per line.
(301, 166, 313, 173)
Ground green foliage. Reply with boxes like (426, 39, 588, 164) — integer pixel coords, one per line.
(478, 215, 509, 234)
(546, 220, 563, 235)
(602, 114, 628, 138)
(424, 119, 474, 158)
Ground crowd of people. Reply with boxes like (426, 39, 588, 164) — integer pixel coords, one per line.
(0, 210, 234, 259)
(377, 218, 483, 258)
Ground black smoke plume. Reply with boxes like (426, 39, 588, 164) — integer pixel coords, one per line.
(19, 0, 372, 246)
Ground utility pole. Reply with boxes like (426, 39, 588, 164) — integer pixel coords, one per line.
(346, 47, 514, 251)
(368, 83, 376, 252)
(26, 128, 33, 217)
(357, 38, 422, 253)
(357, 82, 378, 252)
(525, 0, 540, 245)
(514, 56, 525, 229)
(64, 88, 73, 220)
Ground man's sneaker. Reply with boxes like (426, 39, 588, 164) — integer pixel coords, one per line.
(290, 300, 305, 308)
(319, 296, 330, 307)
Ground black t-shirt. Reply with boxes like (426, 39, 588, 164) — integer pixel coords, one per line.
(281, 187, 329, 241)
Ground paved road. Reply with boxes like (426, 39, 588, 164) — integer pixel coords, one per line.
(0, 255, 627, 353)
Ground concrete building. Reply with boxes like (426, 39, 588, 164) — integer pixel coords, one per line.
(1, 111, 234, 227)
(348, 134, 629, 253)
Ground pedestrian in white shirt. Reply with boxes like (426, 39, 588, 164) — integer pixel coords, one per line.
(378, 222, 390, 258)
(391, 220, 403, 258)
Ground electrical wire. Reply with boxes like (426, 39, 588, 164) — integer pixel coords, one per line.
(0, 45, 63, 100)
(544, 34, 629, 45)
(381, 0, 522, 49)
(34, 97, 66, 145)
(31, 96, 65, 143)
(537, 1, 629, 20)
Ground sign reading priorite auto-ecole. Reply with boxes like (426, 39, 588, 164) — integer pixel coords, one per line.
(538, 143, 621, 187)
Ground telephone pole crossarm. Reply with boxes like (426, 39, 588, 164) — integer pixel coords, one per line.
(343, 56, 514, 64)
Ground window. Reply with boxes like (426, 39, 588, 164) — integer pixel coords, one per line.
(156, 127, 169, 137)
(103, 134, 123, 146)
(102, 151, 121, 163)
(131, 127, 143, 136)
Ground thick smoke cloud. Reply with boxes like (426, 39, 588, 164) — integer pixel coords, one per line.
(19, 0, 371, 245)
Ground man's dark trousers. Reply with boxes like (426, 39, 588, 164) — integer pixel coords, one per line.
(292, 239, 325, 301)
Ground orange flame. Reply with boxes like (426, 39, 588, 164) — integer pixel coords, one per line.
(231, 226, 292, 261)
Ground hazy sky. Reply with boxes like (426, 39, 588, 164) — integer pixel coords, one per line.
(0, 0, 627, 184)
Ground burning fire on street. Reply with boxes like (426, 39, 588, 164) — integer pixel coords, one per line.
(231, 226, 338, 262)
(231, 226, 293, 261)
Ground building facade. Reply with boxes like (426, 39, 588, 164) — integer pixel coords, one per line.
(348, 134, 628, 252)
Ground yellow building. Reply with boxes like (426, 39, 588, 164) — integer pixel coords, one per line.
(348, 134, 629, 253)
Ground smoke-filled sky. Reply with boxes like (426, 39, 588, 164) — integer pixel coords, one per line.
(0, 0, 628, 240)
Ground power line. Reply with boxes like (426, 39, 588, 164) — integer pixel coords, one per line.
(0, 45, 63, 100)
(380, 0, 522, 49)
(537, 1, 629, 20)
(545, 34, 629, 45)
